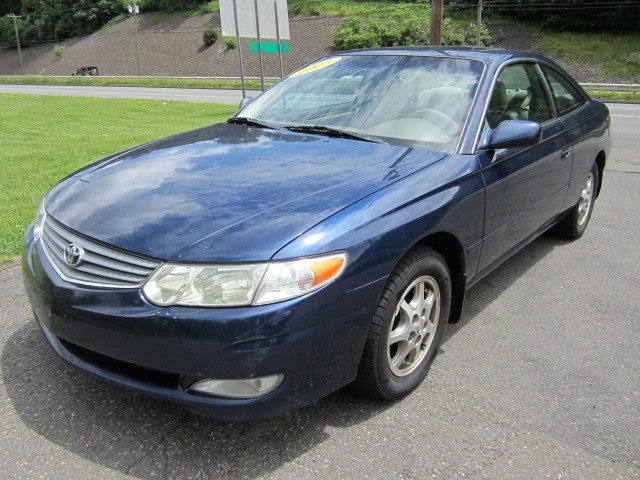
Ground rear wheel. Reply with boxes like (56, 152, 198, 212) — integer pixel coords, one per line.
(354, 246, 451, 400)
(555, 162, 599, 239)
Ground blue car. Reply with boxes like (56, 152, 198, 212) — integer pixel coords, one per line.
(23, 48, 612, 420)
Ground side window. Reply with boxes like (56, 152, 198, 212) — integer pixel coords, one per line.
(486, 63, 554, 128)
(542, 66, 586, 116)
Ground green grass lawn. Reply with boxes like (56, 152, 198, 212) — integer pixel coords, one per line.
(0, 76, 271, 90)
(288, 0, 423, 17)
(0, 94, 236, 264)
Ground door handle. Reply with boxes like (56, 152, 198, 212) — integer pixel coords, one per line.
(560, 150, 570, 159)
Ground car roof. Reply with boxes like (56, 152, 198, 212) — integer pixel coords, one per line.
(337, 47, 552, 66)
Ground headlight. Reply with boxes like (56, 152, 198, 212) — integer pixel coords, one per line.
(33, 197, 47, 242)
(253, 253, 347, 305)
(142, 252, 347, 307)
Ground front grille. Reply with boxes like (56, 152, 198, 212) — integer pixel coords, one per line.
(41, 215, 161, 288)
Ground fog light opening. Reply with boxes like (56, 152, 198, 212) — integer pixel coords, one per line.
(190, 374, 284, 399)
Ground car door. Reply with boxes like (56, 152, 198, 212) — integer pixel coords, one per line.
(540, 65, 597, 211)
(476, 62, 572, 273)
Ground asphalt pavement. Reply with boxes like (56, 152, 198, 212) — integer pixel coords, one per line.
(0, 100, 638, 479)
(0, 84, 263, 104)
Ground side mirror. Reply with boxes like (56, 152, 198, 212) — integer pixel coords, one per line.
(480, 120, 541, 150)
(239, 97, 253, 110)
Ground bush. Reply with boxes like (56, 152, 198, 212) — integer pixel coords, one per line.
(333, 16, 491, 50)
(225, 37, 236, 49)
(203, 26, 218, 46)
(333, 17, 428, 50)
(53, 44, 64, 57)
(441, 19, 491, 46)
(198, 1, 219, 14)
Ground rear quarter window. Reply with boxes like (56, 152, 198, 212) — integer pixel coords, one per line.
(542, 66, 586, 116)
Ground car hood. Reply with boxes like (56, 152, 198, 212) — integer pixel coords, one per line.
(46, 123, 446, 262)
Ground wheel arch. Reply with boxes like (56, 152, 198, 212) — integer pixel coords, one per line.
(414, 231, 466, 324)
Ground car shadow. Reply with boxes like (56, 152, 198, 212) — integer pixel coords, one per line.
(2, 319, 392, 478)
(443, 231, 572, 343)
(2, 232, 568, 478)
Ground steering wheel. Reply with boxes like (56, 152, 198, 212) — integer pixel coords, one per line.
(410, 109, 459, 135)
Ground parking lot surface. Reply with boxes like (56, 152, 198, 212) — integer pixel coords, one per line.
(0, 105, 638, 479)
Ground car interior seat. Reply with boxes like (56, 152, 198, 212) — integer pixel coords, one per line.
(486, 80, 508, 128)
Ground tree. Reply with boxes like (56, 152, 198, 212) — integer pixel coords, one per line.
(455, 0, 640, 32)
(0, 1, 21, 17)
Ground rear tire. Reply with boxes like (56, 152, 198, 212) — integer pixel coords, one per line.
(555, 162, 599, 239)
(354, 246, 451, 400)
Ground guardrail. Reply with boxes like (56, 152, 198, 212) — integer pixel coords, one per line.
(0, 75, 282, 82)
(581, 83, 640, 92)
(1, 75, 639, 93)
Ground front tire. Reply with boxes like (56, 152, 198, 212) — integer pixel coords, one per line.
(354, 246, 451, 400)
(555, 162, 599, 239)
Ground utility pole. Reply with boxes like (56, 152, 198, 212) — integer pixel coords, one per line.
(430, 0, 443, 47)
(127, 2, 141, 76)
(477, 0, 483, 46)
(6, 14, 24, 75)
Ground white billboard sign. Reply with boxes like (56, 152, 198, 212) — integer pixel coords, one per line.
(220, 0, 290, 40)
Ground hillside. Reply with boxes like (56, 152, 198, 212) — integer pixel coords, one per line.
(0, 12, 635, 84)
(0, 13, 340, 78)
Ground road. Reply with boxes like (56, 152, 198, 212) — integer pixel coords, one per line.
(1, 85, 637, 159)
(0, 84, 263, 104)
(0, 97, 639, 479)
(608, 103, 640, 165)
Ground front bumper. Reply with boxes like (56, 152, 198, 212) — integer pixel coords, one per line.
(22, 227, 383, 421)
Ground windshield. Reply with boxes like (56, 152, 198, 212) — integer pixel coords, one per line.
(238, 54, 484, 151)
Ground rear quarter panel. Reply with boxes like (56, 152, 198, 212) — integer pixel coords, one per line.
(561, 101, 611, 209)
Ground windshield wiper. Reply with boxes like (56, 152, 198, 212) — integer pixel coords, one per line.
(227, 116, 276, 129)
(283, 125, 386, 144)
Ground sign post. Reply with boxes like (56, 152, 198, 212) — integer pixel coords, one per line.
(254, 0, 265, 91)
(6, 14, 24, 76)
(231, 0, 246, 98)
(274, 1, 284, 78)
(220, 0, 290, 94)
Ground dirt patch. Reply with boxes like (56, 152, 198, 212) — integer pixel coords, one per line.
(0, 13, 341, 77)
(0, 15, 628, 83)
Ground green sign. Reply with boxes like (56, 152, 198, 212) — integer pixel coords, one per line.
(249, 42, 289, 53)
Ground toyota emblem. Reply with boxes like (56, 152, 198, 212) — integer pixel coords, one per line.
(64, 243, 85, 267)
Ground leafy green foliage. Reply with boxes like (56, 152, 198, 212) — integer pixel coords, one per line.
(139, 0, 204, 12)
(198, 1, 219, 14)
(225, 37, 236, 49)
(443, 19, 491, 46)
(0, 1, 21, 17)
(334, 15, 492, 50)
(0, 17, 17, 50)
(334, 16, 426, 50)
(53, 44, 63, 56)
(0, 0, 123, 47)
(203, 25, 218, 46)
